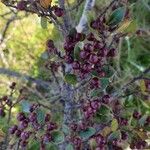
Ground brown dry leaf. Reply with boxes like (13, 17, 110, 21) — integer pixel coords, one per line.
(40, 0, 52, 9)
(0, 129, 5, 142)
(134, 130, 148, 140)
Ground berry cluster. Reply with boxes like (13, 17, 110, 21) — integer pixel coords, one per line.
(68, 32, 116, 79)
(64, 31, 85, 64)
(0, 82, 16, 118)
(9, 104, 57, 149)
(17, 1, 64, 17)
(130, 140, 147, 149)
(82, 99, 101, 119)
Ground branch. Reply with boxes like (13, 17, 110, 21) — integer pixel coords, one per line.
(58, 0, 72, 32)
(0, 68, 51, 88)
(67, 0, 84, 11)
(76, 0, 96, 33)
(122, 67, 150, 90)
(0, 14, 17, 43)
(98, 0, 117, 18)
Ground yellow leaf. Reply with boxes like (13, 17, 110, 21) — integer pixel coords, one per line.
(134, 130, 148, 140)
(114, 20, 137, 35)
(111, 119, 118, 131)
(140, 80, 146, 94)
(116, 20, 132, 33)
(89, 139, 97, 150)
(40, 0, 52, 9)
(101, 126, 112, 137)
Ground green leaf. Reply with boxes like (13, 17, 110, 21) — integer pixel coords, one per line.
(97, 105, 110, 115)
(91, 70, 99, 77)
(68, 28, 77, 38)
(124, 20, 137, 33)
(79, 127, 96, 140)
(91, 89, 102, 97)
(138, 115, 147, 126)
(108, 7, 126, 26)
(51, 131, 65, 144)
(101, 66, 114, 78)
(41, 17, 47, 29)
(21, 101, 30, 113)
(65, 74, 77, 85)
(36, 109, 45, 124)
(74, 42, 83, 60)
(46, 143, 58, 150)
(111, 119, 118, 131)
(28, 141, 40, 150)
(100, 78, 109, 90)
(62, 125, 70, 135)
(95, 105, 112, 123)
(107, 131, 121, 141)
(66, 144, 74, 150)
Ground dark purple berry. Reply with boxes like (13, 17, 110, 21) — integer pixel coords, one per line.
(75, 33, 85, 41)
(10, 82, 16, 89)
(17, 112, 26, 121)
(2, 96, 8, 101)
(102, 95, 110, 104)
(107, 48, 116, 57)
(133, 111, 141, 119)
(20, 140, 28, 148)
(87, 33, 95, 41)
(47, 122, 57, 131)
(90, 77, 100, 89)
(70, 123, 78, 131)
(90, 100, 100, 110)
(0, 108, 6, 117)
(54, 7, 64, 17)
(21, 131, 30, 141)
(80, 50, 90, 59)
(19, 119, 28, 129)
(72, 137, 82, 148)
(121, 131, 128, 140)
(82, 63, 92, 73)
(15, 129, 21, 137)
(72, 61, 80, 70)
(17, 1, 27, 10)
(29, 112, 37, 122)
(6, 99, 12, 106)
(89, 53, 99, 64)
(43, 133, 52, 143)
(9, 125, 18, 134)
(45, 113, 51, 122)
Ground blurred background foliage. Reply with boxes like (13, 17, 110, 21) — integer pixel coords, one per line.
(0, 0, 150, 148)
